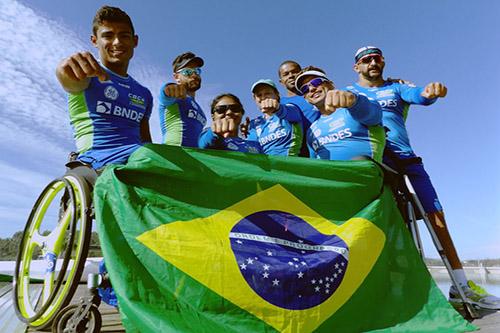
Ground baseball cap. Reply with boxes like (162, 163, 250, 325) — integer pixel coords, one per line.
(294, 70, 329, 92)
(172, 52, 204, 72)
(354, 46, 383, 63)
(251, 79, 278, 93)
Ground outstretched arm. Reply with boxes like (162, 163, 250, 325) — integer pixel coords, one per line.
(56, 51, 108, 93)
(399, 82, 447, 105)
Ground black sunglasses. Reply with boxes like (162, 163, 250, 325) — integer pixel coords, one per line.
(213, 104, 244, 114)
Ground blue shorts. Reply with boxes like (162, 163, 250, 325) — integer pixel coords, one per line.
(383, 154, 443, 214)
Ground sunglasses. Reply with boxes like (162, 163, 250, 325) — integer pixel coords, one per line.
(177, 67, 202, 76)
(299, 77, 329, 95)
(213, 104, 244, 114)
(359, 55, 383, 64)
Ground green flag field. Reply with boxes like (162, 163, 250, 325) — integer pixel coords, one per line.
(93, 144, 475, 333)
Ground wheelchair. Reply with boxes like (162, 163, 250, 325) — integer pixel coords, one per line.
(380, 157, 480, 320)
(12, 157, 105, 332)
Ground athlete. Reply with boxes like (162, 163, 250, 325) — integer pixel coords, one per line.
(348, 46, 500, 310)
(248, 79, 303, 157)
(295, 67, 384, 162)
(278, 60, 319, 128)
(198, 93, 262, 153)
(56, 6, 153, 170)
(159, 52, 207, 147)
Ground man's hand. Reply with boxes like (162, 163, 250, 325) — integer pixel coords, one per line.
(259, 98, 279, 114)
(212, 118, 236, 138)
(325, 90, 356, 112)
(164, 83, 188, 99)
(239, 116, 250, 138)
(421, 82, 447, 99)
(58, 52, 108, 82)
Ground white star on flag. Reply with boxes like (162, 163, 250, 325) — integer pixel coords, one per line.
(246, 258, 254, 264)
(263, 264, 270, 271)
(266, 250, 273, 256)
(297, 272, 304, 278)
(272, 279, 280, 286)
(315, 286, 320, 292)
(240, 263, 247, 270)
(263, 272, 269, 278)
(236, 240, 243, 244)
(335, 263, 339, 269)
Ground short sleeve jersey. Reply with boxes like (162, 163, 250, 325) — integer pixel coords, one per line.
(347, 82, 436, 157)
(69, 67, 153, 169)
(158, 83, 207, 147)
(247, 104, 303, 157)
(307, 93, 385, 162)
(198, 128, 262, 154)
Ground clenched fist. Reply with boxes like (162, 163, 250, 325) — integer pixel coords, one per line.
(164, 83, 187, 99)
(259, 98, 279, 114)
(212, 118, 237, 138)
(421, 82, 447, 99)
(325, 90, 356, 112)
(58, 51, 109, 82)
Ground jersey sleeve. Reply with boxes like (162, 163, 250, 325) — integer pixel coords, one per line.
(198, 128, 222, 149)
(283, 104, 303, 124)
(398, 84, 437, 106)
(159, 83, 178, 107)
(247, 120, 258, 142)
(347, 92, 383, 126)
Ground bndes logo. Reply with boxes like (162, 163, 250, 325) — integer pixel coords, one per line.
(96, 101, 145, 123)
(96, 101, 112, 114)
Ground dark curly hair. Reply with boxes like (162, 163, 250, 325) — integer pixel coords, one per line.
(92, 6, 135, 35)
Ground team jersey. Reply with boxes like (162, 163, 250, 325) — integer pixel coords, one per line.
(247, 104, 303, 157)
(347, 82, 436, 157)
(158, 83, 207, 147)
(69, 67, 153, 169)
(307, 93, 385, 162)
(280, 95, 319, 129)
(198, 128, 262, 154)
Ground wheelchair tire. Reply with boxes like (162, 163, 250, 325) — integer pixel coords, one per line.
(51, 304, 102, 333)
(13, 173, 92, 329)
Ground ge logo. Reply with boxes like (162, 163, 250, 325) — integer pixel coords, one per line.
(104, 86, 119, 100)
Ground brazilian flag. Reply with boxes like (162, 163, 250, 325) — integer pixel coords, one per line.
(93, 144, 474, 333)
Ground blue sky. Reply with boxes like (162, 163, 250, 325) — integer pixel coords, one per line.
(0, 0, 498, 259)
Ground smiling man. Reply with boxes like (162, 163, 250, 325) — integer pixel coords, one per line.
(295, 67, 384, 162)
(347, 46, 500, 310)
(56, 6, 153, 169)
(158, 52, 207, 147)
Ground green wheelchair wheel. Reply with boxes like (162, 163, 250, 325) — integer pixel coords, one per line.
(13, 172, 92, 329)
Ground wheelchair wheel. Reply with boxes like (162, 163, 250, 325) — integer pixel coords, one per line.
(13, 172, 92, 329)
(52, 304, 102, 333)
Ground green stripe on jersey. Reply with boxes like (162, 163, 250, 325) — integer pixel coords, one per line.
(368, 125, 386, 163)
(163, 103, 183, 146)
(288, 122, 303, 157)
(69, 93, 93, 154)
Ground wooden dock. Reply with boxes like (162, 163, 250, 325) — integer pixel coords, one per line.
(2, 283, 499, 332)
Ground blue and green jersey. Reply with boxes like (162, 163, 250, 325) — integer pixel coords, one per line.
(198, 128, 262, 154)
(247, 104, 303, 157)
(307, 93, 385, 162)
(347, 82, 436, 157)
(68, 67, 153, 169)
(158, 84, 207, 147)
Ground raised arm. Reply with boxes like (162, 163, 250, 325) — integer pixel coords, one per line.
(56, 51, 108, 94)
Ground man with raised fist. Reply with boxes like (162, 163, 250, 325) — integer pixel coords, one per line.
(247, 79, 303, 157)
(56, 6, 153, 169)
(294, 67, 384, 161)
(347, 45, 500, 310)
(159, 51, 207, 147)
